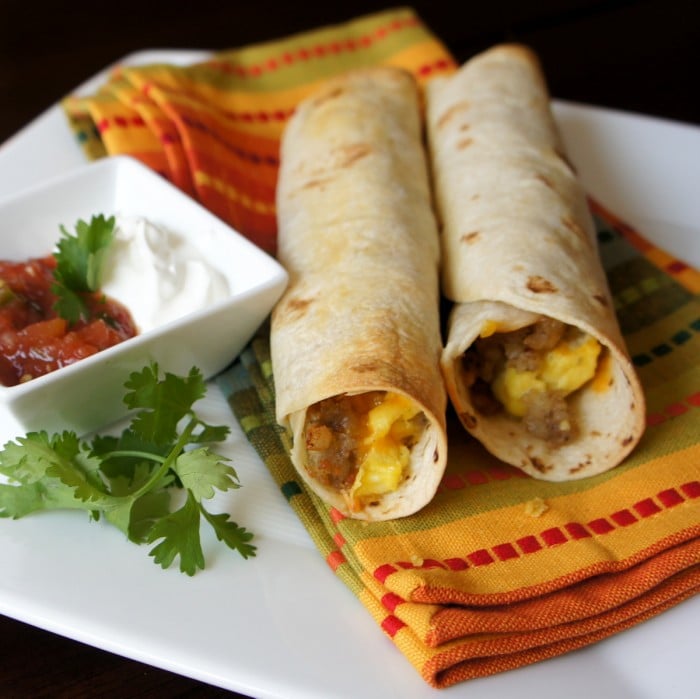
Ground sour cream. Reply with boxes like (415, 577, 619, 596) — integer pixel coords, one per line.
(100, 215, 231, 333)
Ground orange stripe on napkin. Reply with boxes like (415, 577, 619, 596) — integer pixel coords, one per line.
(104, 78, 196, 196)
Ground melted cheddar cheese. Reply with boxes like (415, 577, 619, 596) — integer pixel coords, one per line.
(350, 393, 422, 502)
(479, 320, 504, 338)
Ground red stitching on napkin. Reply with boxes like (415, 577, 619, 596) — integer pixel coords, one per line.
(368, 482, 700, 579)
(207, 15, 421, 79)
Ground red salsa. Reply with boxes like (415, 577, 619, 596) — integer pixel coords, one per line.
(0, 255, 138, 386)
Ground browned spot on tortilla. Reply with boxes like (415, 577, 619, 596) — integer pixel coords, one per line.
(337, 143, 372, 168)
(561, 215, 587, 241)
(470, 193, 480, 201)
(621, 435, 634, 447)
(457, 137, 474, 150)
(569, 462, 589, 475)
(593, 294, 609, 307)
(436, 101, 470, 129)
(312, 86, 344, 107)
(460, 412, 478, 429)
(460, 231, 480, 244)
(527, 276, 558, 293)
(535, 173, 555, 189)
(530, 457, 550, 473)
(459, 122, 471, 132)
(300, 177, 332, 190)
(352, 362, 379, 374)
(554, 147, 577, 173)
(284, 296, 314, 318)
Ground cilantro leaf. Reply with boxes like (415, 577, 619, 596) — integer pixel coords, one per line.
(91, 429, 170, 481)
(0, 432, 109, 514)
(0, 481, 50, 518)
(0, 363, 255, 575)
(55, 214, 115, 291)
(0, 431, 78, 484)
(191, 423, 231, 444)
(52, 214, 116, 323)
(0, 431, 104, 491)
(0, 432, 56, 484)
(45, 452, 109, 505)
(146, 491, 205, 576)
(51, 287, 88, 326)
(128, 490, 173, 542)
(105, 488, 172, 541)
(201, 508, 257, 559)
(173, 448, 240, 502)
(124, 364, 207, 445)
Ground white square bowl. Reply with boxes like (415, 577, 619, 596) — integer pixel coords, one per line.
(0, 156, 287, 442)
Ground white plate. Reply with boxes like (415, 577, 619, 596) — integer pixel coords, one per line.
(0, 51, 698, 699)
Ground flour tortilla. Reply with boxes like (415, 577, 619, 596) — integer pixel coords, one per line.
(426, 44, 645, 480)
(271, 67, 447, 519)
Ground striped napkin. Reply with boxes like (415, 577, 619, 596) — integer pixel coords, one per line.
(61, 6, 699, 688)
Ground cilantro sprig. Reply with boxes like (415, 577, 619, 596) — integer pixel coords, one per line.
(52, 214, 116, 323)
(0, 363, 256, 575)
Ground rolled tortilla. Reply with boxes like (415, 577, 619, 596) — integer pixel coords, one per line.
(426, 44, 645, 481)
(271, 67, 447, 520)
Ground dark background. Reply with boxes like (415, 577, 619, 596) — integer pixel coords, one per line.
(1, 0, 699, 143)
(0, 1, 698, 697)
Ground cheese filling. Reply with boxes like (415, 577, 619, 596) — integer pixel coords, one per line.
(350, 393, 423, 502)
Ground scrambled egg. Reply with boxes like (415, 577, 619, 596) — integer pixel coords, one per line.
(524, 497, 549, 517)
(492, 333, 601, 417)
(350, 393, 422, 501)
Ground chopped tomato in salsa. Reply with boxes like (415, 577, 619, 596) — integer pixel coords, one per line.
(0, 255, 137, 386)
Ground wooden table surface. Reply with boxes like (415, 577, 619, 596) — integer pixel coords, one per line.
(0, 1, 697, 697)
